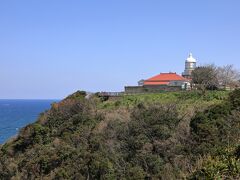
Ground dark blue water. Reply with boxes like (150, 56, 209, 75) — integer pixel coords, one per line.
(0, 100, 58, 144)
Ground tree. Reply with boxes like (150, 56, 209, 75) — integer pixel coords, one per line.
(191, 65, 219, 93)
(217, 65, 240, 89)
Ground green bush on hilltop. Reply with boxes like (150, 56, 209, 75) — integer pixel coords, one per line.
(189, 89, 240, 179)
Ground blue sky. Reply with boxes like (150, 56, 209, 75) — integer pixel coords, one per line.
(0, 0, 240, 99)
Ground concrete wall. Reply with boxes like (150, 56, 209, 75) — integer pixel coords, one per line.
(125, 85, 182, 94)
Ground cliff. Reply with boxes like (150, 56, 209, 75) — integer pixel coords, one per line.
(0, 90, 239, 179)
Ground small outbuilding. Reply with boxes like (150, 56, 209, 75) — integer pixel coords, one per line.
(144, 72, 190, 88)
(125, 73, 191, 94)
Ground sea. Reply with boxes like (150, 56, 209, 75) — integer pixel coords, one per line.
(0, 99, 58, 144)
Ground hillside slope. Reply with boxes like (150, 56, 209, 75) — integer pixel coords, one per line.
(0, 91, 239, 179)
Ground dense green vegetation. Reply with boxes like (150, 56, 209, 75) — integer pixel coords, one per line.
(0, 90, 239, 179)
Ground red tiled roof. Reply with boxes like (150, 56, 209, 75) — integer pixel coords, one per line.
(144, 73, 188, 86)
(147, 73, 186, 81)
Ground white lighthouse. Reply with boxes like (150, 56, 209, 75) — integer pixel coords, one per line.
(182, 53, 197, 78)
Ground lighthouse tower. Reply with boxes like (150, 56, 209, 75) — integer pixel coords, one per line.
(182, 53, 196, 79)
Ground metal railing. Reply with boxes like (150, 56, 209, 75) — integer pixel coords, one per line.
(98, 92, 124, 97)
